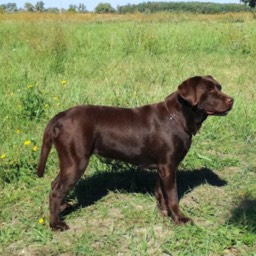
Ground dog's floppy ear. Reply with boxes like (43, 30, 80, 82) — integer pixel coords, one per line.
(177, 76, 202, 106)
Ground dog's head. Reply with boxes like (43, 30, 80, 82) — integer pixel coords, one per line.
(177, 76, 234, 116)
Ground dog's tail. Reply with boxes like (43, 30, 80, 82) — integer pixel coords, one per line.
(37, 121, 54, 178)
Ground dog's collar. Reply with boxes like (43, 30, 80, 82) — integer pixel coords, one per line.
(164, 103, 190, 135)
(169, 113, 176, 121)
(164, 101, 179, 123)
(168, 112, 191, 135)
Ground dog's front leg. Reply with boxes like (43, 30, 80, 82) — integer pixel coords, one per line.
(157, 164, 191, 224)
(155, 177, 168, 217)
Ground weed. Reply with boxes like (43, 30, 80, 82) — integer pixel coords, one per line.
(49, 25, 67, 74)
(20, 83, 47, 121)
(122, 24, 162, 55)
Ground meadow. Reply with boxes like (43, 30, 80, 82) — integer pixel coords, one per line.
(0, 12, 256, 255)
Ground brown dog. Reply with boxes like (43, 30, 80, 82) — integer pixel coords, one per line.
(37, 75, 233, 231)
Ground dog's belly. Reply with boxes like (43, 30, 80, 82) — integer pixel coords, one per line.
(95, 150, 158, 167)
(93, 135, 157, 166)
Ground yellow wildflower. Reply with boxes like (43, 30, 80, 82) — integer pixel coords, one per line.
(27, 84, 33, 89)
(38, 218, 45, 225)
(53, 96, 59, 101)
(16, 129, 21, 134)
(33, 146, 38, 152)
(0, 154, 6, 159)
(24, 140, 31, 146)
(61, 80, 67, 86)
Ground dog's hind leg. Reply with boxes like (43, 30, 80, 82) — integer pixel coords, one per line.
(49, 157, 89, 231)
(51, 173, 73, 212)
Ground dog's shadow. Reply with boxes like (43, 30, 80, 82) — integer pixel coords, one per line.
(62, 162, 227, 217)
(228, 198, 256, 233)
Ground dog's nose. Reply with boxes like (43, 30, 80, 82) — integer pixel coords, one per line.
(226, 97, 234, 106)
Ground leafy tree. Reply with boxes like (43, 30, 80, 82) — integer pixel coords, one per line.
(95, 3, 115, 13)
(68, 4, 77, 12)
(1, 3, 17, 13)
(78, 3, 87, 13)
(240, 0, 256, 8)
(24, 2, 34, 12)
(35, 1, 45, 12)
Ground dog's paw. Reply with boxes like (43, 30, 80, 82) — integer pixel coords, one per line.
(174, 216, 193, 225)
(50, 221, 70, 231)
(156, 205, 169, 217)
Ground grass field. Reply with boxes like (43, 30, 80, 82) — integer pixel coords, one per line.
(0, 12, 256, 255)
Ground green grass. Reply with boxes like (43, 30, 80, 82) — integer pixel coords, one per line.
(0, 12, 256, 255)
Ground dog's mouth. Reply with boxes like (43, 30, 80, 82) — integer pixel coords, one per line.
(206, 108, 231, 116)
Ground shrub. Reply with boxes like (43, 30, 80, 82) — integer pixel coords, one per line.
(20, 83, 47, 121)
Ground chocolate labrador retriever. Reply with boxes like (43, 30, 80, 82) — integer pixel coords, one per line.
(37, 75, 233, 231)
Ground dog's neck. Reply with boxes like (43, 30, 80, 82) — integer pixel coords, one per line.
(164, 92, 208, 136)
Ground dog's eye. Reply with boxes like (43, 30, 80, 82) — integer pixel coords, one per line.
(208, 87, 215, 93)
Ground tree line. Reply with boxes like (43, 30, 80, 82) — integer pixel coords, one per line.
(118, 2, 252, 14)
(0, 1, 254, 14)
(0, 2, 116, 13)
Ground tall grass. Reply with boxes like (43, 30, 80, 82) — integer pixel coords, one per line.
(0, 12, 256, 255)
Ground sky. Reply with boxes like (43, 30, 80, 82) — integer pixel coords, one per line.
(1, 0, 241, 11)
